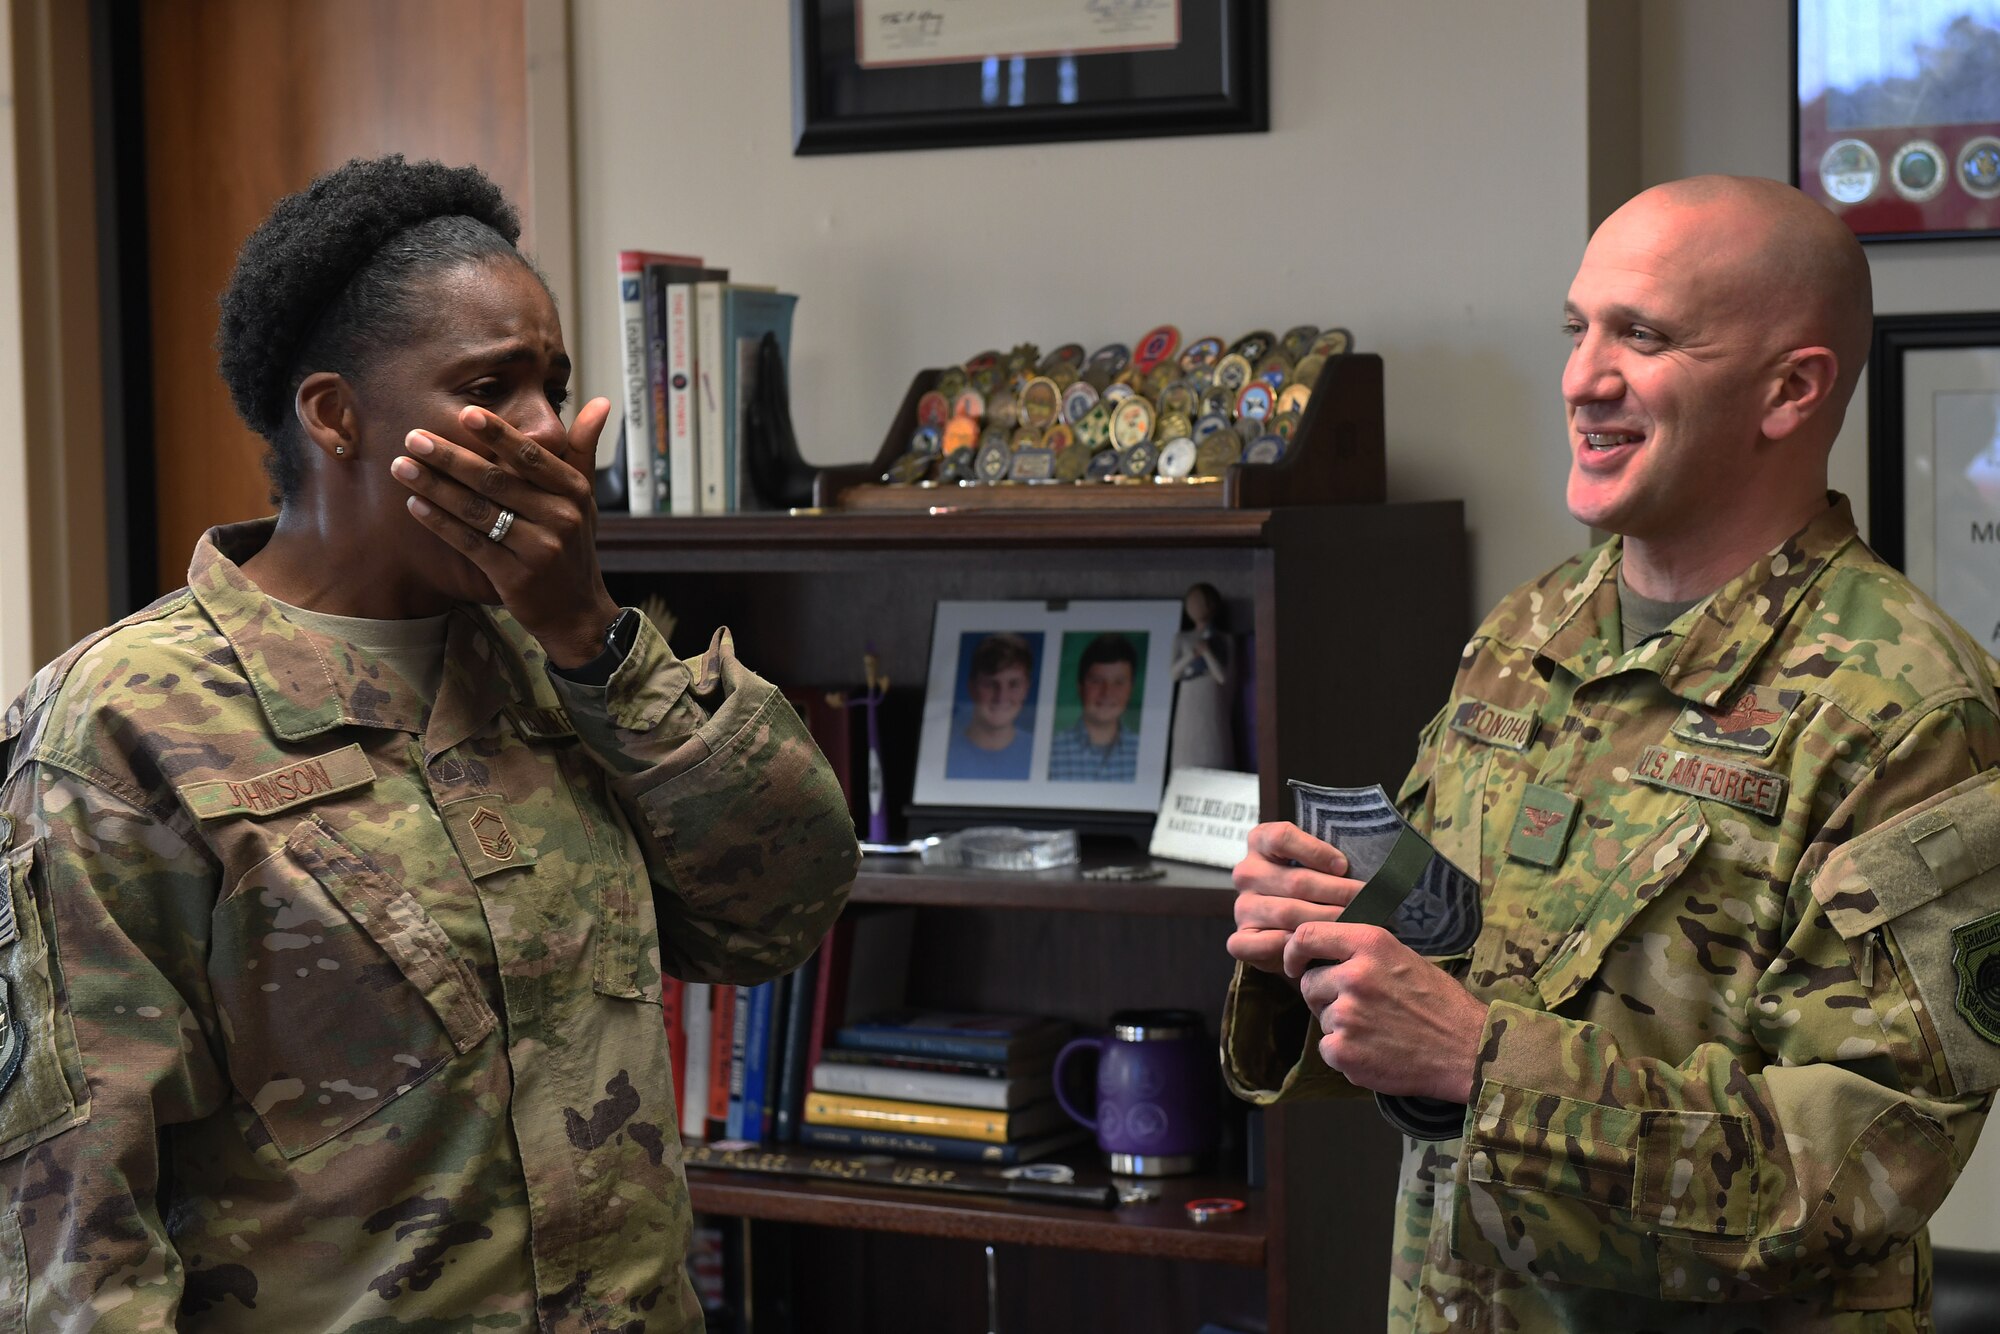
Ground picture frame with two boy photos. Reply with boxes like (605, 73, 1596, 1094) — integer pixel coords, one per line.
(913, 599, 1182, 814)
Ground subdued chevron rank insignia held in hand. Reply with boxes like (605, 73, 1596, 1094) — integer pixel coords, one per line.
(1289, 780, 1484, 1142)
(1288, 779, 1481, 957)
(1953, 909, 2000, 1045)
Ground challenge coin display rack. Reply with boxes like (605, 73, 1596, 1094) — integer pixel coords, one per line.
(816, 326, 1385, 512)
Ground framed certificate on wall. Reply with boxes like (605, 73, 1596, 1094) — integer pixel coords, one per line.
(1868, 312, 2000, 656)
(1794, 0, 2000, 240)
(792, 0, 1267, 154)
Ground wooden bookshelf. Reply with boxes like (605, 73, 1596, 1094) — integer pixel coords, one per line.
(850, 852, 1238, 916)
(686, 1161, 1265, 1266)
(601, 493, 1468, 1334)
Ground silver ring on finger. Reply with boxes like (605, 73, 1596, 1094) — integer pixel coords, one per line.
(486, 508, 517, 543)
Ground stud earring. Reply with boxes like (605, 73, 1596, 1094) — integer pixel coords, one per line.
(335, 446, 346, 456)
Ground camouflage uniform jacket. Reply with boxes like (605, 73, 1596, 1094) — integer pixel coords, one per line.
(0, 520, 858, 1332)
(1223, 496, 2000, 1332)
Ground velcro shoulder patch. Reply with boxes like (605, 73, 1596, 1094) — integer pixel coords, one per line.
(1448, 700, 1539, 751)
(177, 744, 376, 821)
(1635, 745, 1786, 818)
(1813, 769, 2000, 1095)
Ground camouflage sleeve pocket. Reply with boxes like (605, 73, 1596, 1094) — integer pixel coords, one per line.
(1633, 1108, 1758, 1236)
(630, 690, 855, 917)
(0, 841, 88, 1161)
(208, 818, 497, 1158)
(1812, 769, 2000, 1097)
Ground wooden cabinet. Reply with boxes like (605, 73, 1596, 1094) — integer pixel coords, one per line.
(598, 498, 1468, 1333)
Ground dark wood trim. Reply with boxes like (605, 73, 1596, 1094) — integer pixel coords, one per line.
(89, 0, 158, 612)
(791, 0, 1267, 156)
(1865, 311, 2000, 569)
(849, 855, 1235, 916)
(687, 1168, 1265, 1266)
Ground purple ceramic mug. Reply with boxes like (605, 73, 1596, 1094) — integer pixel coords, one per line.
(1053, 1008, 1218, 1176)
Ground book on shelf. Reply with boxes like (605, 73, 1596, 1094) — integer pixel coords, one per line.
(723, 983, 752, 1139)
(705, 985, 736, 1137)
(728, 978, 783, 1141)
(662, 977, 687, 1117)
(795, 1122, 1088, 1166)
(679, 982, 712, 1141)
(816, 1047, 1043, 1080)
(725, 290, 799, 512)
(834, 1009, 1071, 1063)
(614, 249, 698, 513)
(803, 1090, 1071, 1144)
(809, 1060, 1052, 1111)
(693, 282, 786, 512)
(772, 951, 820, 1143)
(643, 257, 724, 515)
(807, 905, 916, 1078)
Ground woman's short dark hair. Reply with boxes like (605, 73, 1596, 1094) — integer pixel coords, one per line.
(216, 154, 529, 501)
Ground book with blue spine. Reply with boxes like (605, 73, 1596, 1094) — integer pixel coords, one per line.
(735, 979, 785, 1142)
(833, 1010, 1069, 1063)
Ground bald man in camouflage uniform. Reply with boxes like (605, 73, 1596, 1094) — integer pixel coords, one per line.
(1224, 176, 2000, 1332)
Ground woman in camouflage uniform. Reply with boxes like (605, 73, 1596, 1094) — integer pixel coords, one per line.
(0, 156, 856, 1331)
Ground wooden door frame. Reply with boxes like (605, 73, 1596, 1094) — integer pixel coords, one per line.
(88, 0, 577, 612)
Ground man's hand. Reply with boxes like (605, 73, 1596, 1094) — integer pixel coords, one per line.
(1283, 921, 1489, 1103)
(391, 398, 622, 667)
(1227, 822, 1363, 979)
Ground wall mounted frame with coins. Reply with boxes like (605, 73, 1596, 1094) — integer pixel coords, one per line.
(792, 0, 1267, 155)
(1794, 0, 2000, 240)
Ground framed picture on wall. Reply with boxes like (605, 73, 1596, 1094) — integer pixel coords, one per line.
(791, 0, 1267, 155)
(1868, 312, 2000, 657)
(913, 598, 1183, 813)
(1793, 1, 2000, 240)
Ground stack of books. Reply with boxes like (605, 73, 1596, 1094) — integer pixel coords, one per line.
(800, 1010, 1087, 1165)
(664, 906, 918, 1148)
(614, 249, 797, 516)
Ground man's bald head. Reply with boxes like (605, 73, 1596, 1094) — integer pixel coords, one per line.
(1602, 175, 1873, 420)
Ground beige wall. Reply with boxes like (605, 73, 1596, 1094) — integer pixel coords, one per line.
(0, 0, 30, 698)
(1641, 0, 2000, 1256)
(0, 0, 107, 702)
(570, 0, 1604, 617)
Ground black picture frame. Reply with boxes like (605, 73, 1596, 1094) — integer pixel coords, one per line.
(791, 0, 1267, 155)
(1866, 311, 2000, 569)
(1791, 2, 2000, 242)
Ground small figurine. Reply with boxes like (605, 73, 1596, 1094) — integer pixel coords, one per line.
(1168, 583, 1234, 773)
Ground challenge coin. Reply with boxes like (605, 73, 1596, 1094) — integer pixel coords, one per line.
(1110, 397, 1157, 448)
(1178, 336, 1224, 372)
(1960, 136, 2000, 199)
(941, 416, 979, 453)
(974, 438, 1012, 482)
(1228, 330, 1275, 362)
(1018, 376, 1061, 430)
(1891, 140, 1947, 202)
(1820, 139, 1879, 205)
(1245, 435, 1285, 465)
(1133, 324, 1181, 372)
(1236, 382, 1276, 421)
(1156, 436, 1198, 479)
(1215, 353, 1254, 394)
